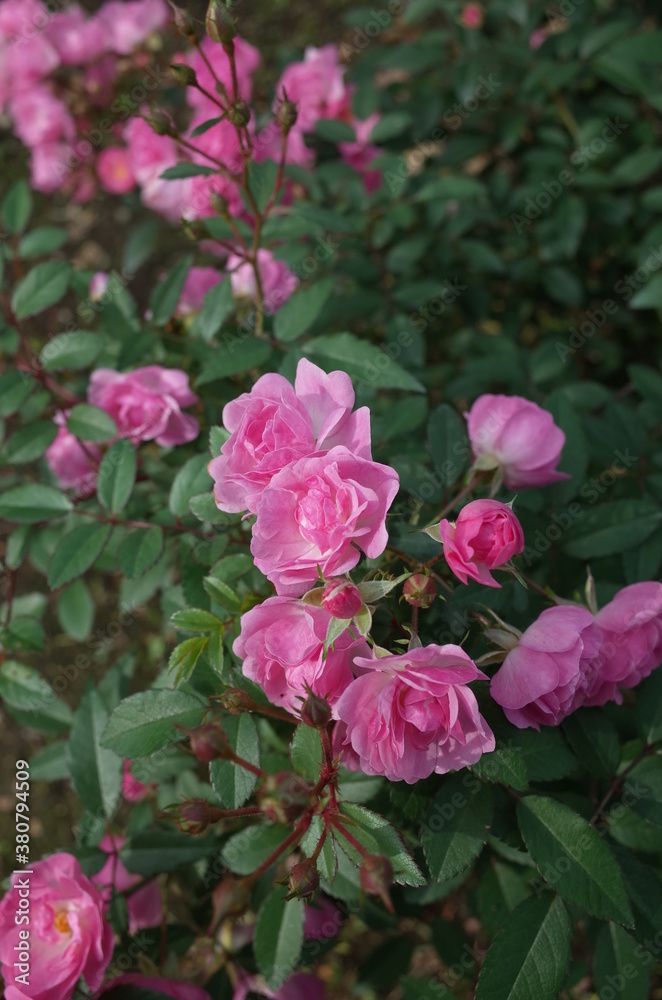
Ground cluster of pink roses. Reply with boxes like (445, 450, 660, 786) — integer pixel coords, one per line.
(45, 365, 199, 494)
(0, 850, 331, 1000)
(491, 582, 662, 729)
(0, 0, 168, 199)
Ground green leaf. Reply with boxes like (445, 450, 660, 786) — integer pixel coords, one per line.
(120, 828, 217, 875)
(168, 636, 208, 685)
(210, 713, 260, 808)
(161, 163, 217, 179)
(517, 796, 634, 926)
(370, 111, 412, 142)
(11, 261, 72, 319)
(40, 331, 104, 371)
(421, 776, 493, 882)
(68, 687, 122, 818)
(57, 579, 95, 642)
(471, 742, 529, 792)
(300, 816, 337, 881)
(563, 709, 621, 778)
(475, 894, 572, 1000)
(624, 757, 662, 829)
(221, 823, 291, 875)
(247, 159, 279, 213)
(169, 454, 212, 517)
(304, 332, 425, 392)
(0, 659, 73, 733)
(339, 803, 426, 886)
(0, 617, 45, 651)
(118, 526, 164, 578)
(427, 403, 470, 488)
(67, 404, 117, 442)
(274, 278, 335, 343)
(561, 500, 662, 558)
(202, 575, 241, 611)
(18, 226, 68, 258)
(149, 254, 193, 325)
(315, 118, 356, 142)
(48, 522, 112, 589)
(97, 439, 137, 513)
(190, 116, 223, 138)
(2, 179, 32, 233)
(516, 728, 578, 782)
(30, 741, 70, 782)
(255, 890, 305, 990)
(199, 279, 234, 340)
(290, 725, 323, 782)
(0, 371, 34, 417)
(594, 923, 649, 1000)
(195, 337, 272, 384)
(629, 273, 662, 310)
(189, 491, 238, 525)
(0, 484, 72, 523)
(614, 849, 662, 943)
(101, 689, 205, 757)
(635, 669, 662, 743)
(476, 861, 532, 940)
(1, 421, 57, 465)
(171, 608, 224, 633)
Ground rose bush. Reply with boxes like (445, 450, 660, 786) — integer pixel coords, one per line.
(0, 1, 661, 999)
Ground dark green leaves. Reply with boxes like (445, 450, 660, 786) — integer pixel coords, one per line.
(290, 725, 322, 782)
(120, 828, 217, 875)
(594, 923, 649, 1000)
(40, 331, 104, 371)
(48, 522, 112, 589)
(427, 403, 470, 488)
(67, 687, 122, 817)
(210, 713, 259, 808)
(475, 895, 572, 1000)
(101, 689, 205, 757)
(198, 278, 233, 340)
(118, 526, 164, 578)
(11, 262, 72, 319)
(149, 254, 193, 325)
(635, 670, 662, 743)
(421, 775, 493, 882)
(561, 500, 662, 558)
(0, 484, 72, 523)
(517, 796, 633, 925)
(254, 890, 305, 989)
(3, 180, 32, 234)
(67, 404, 117, 442)
(273, 277, 335, 342)
(97, 439, 137, 513)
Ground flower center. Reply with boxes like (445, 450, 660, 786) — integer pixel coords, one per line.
(54, 910, 72, 934)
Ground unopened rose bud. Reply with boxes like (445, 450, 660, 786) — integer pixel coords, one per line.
(145, 110, 173, 137)
(180, 723, 230, 763)
(170, 3, 197, 39)
(173, 798, 223, 834)
(288, 860, 319, 900)
(181, 219, 209, 241)
(220, 687, 254, 714)
(171, 62, 197, 87)
(402, 573, 436, 609)
(322, 581, 363, 619)
(258, 772, 310, 825)
(300, 690, 332, 730)
(360, 855, 394, 912)
(229, 101, 251, 126)
(205, 0, 237, 45)
(209, 191, 229, 217)
(276, 96, 298, 132)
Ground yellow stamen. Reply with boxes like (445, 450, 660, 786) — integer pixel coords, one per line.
(54, 911, 71, 934)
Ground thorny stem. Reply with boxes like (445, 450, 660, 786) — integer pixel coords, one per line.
(590, 742, 660, 825)
(244, 813, 312, 883)
(174, 134, 241, 180)
(73, 508, 212, 540)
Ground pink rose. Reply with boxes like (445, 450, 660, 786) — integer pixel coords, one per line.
(88, 365, 199, 446)
(45, 412, 100, 495)
(97, 0, 168, 54)
(490, 605, 602, 729)
(0, 853, 114, 1000)
(176, 266, 223, 316)
(338, 113, 382, 193)
(233, 596, 368, 712)
(461, 3, 483, 28)
(9, 87, 75, 148)
(89, 271, 109, 300)
(209, 357, 371, 514)
(4, 33, 59, 89)
(332, 720, 362, 772)
(251, 446, 399, 596)
(529, 28, 548, 49)
(101, 973, 211, 1000)
(593, 582, 662, 695)
(45, 5, 107, 64)
(228, 248, 298, 314)
(334, 645, 495, 783)
(0, 0, 48, 38)
(255, 123, 314, 170)
(187, 116, 245, 219)
(95, 833, 162, 934)
(124, 117, 195, 221)
(97, 147, 136, 194)
(322, 580, 363, 619)
(275, 45, 350, 133)
(466, 393, 569, 489)
(29, 142, 72, 193)
(439, 498, 525, 588)
(121, 759, 154, 802)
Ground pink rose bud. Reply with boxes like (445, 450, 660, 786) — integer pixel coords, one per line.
(334, 645, 495, 782)
(322, 581, 363, 619)
(300, 689, 333, 729)
(288, 859, 320, 900)
(89, 271, 109, 301)
(490, 606, 602, 729)
(466, 394, 569, 489)
(96, 147, 136, 194)
(529, 27, 548, 49)
(439, 499, 525, 588)
(402, 573, 436, 608)
(0, 854, 115, 1000)
(181, 723, 231, 763)
(460, 3, 483, 28)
